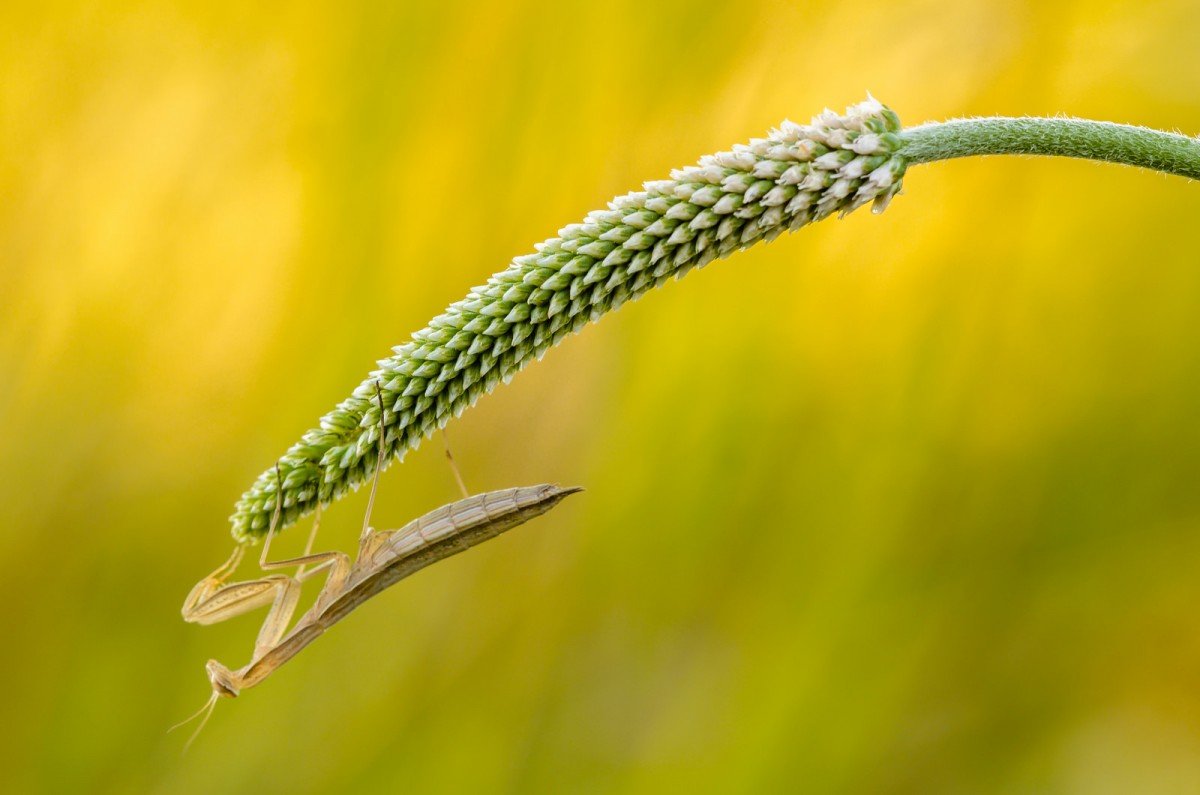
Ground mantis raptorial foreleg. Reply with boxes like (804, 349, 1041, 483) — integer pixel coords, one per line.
(183, 379, 393, 652)
(174, 465, 347, 750)
(180, 463, 347, 659)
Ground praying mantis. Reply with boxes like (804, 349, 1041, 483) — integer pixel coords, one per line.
(176, 383, 581, 744)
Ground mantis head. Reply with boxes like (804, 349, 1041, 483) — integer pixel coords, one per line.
(168, 660, 240, 753)
(206, 659, 241, 698)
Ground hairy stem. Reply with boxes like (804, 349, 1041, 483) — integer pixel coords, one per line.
(227, 103, 1200, 542)
(901, 117, 1200, 180)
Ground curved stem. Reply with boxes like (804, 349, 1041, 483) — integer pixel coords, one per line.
(900, 117, 1200, 180)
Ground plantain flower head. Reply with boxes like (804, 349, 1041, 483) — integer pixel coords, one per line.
(230, 97, 908, 541)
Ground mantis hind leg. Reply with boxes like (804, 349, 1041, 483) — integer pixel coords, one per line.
(441, 428, 469, 499)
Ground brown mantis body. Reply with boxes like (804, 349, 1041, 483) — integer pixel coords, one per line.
(177, 387, 581, 744)
(183, 483, 580, 696)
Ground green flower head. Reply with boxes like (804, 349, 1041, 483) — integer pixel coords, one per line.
(230, 97, 908, 542)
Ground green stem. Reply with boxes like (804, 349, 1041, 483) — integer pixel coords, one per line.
(226, 102, 1200, 542)
(900, 117, 1200, 180)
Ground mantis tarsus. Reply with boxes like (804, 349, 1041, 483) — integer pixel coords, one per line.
(176, 385, 581, 745)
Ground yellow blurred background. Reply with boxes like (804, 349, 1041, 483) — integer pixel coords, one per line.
(3, 1, 1200, 792)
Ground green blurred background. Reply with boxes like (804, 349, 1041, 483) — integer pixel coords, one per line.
(3, 1, 1200, 792)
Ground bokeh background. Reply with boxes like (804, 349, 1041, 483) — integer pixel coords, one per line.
(3, 1, 1200, 792)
